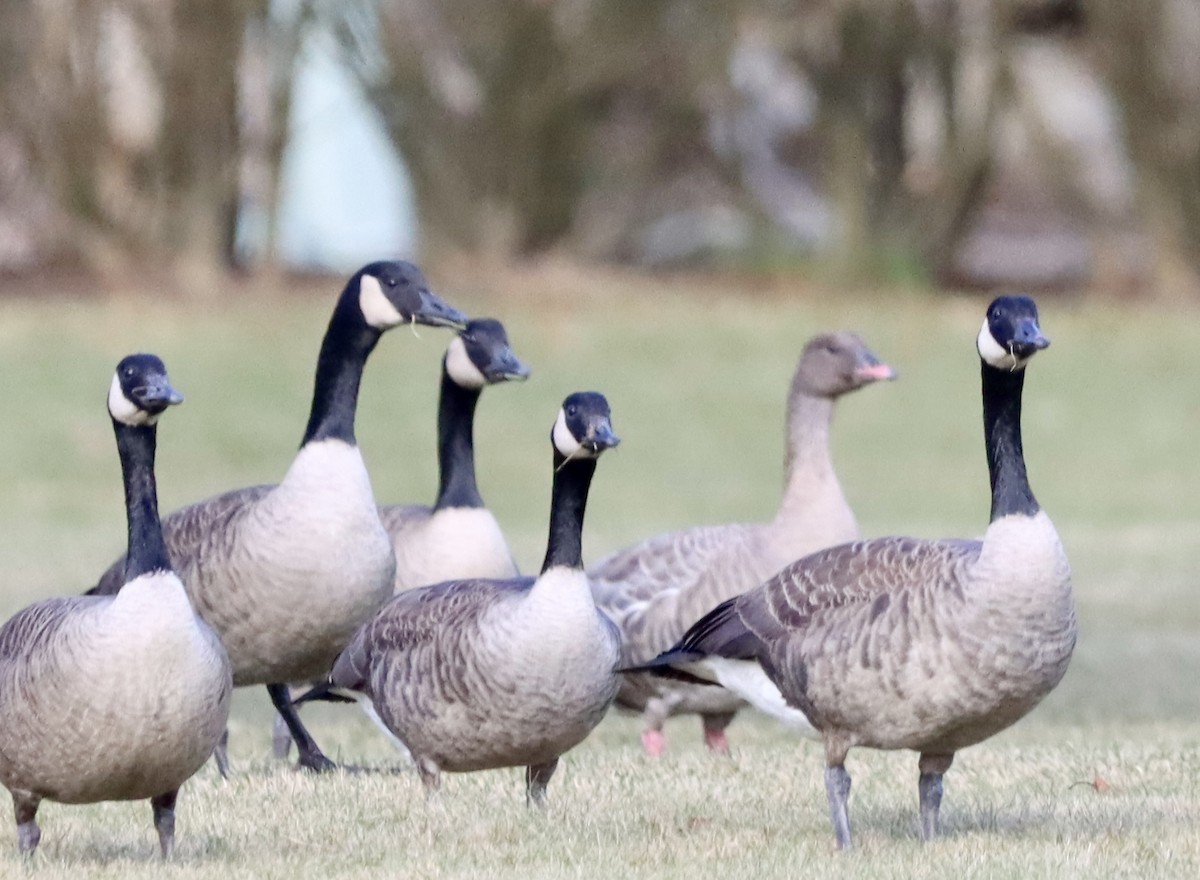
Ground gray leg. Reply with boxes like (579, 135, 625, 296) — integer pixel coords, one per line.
(918, 753, 954, 842)
(150, 789, 178, 860)
(268, 682, 334, 772)
(272, 711, 294, 760)
(526, 758, 559, 808)
(415, 757, 441, 795)
(212, 728, 231, 779)
(12, 791, 40, 855)
(824, 764, 853, 850)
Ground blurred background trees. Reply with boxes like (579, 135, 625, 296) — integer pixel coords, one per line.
(0, 0, 1197, 296)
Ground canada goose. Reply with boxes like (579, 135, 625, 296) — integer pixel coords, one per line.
(381, 317, 530, 590)
(590, 332, 894, 756)
(0, 355, 232, 858)
(270, 317, 529, 759)
(630, 295, 1073, 849)
(89, 261, 467, 773)
(300, 392, 621, 805)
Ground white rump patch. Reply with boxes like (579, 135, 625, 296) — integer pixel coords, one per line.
(359, 274, 403, 329)
(445, 336, 487, 389)
(977, 319, 1031, 371)
(107, 374, 158, 426)
(694, 657, 819, 737)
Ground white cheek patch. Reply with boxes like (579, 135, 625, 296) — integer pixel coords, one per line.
(553, 408, 596, 459)
(445, 336, 487, 389)
(359, 274, 404, 329)
(107, 374, 158, 426)
(976, 319, 1031, 370)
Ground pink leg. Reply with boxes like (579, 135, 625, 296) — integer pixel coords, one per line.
(641, 729, 667, 757)
(703, 727, 730, 754)
(702, 711, 735, 755)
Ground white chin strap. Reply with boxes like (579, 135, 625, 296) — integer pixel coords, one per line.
(359, 274, 404, 329)
(445, 336, 488, 389)
(107, 374, 158, 426)
(552, 408, 598, 459)
(976, 319, 1030, 370)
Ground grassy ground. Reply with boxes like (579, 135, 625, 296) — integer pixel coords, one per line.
(0, 273, 1197, 876)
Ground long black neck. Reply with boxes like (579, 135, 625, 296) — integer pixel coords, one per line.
(114, 420, 172, 581)
(301, 295, 381, 446)
(434, 363, 485, 510)
(540, 454, 597, 572)
(981, 362, 1039, 521)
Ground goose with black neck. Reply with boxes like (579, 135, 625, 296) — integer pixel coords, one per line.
(89, 261, 467, 774)
(1, 355, 231, 858)
(298, 392, 622, 805)
(271, 318, 529, 759)
(628, 295, 1074, 849)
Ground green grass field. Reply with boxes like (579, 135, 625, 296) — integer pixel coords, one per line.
(0, 275, 1197, 877)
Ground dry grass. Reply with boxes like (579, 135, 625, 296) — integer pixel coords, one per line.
(0, 279, 1197, 876)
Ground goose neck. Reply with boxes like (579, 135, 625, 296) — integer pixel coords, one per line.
(434, 366, 484, 510)
(982, 363, 1039, 521)
(302, 299, 381, 446)
(540, 456, 597, 573)
(114, 420, 172, 581)
(780, 392, 836, 502)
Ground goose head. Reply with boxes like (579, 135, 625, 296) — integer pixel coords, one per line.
(445, 318, 532, 390)
(794, 331, 896, 398)
(355, 260, 468, 331)
(552, 392, 620, 461)
(107, 354, 184, 426)
(977, 294, 1050, 371)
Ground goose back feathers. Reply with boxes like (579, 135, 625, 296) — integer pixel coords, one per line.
(591, 332, 893, 754)
(636, 295, 1074, 848)
(0, 355, 231, 857)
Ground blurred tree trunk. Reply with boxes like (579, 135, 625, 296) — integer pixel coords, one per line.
(156, 0, 242, 269)
(0, 0, 296, 279)
(777, 0, 1008, 279)
(1090, 0, 1200, 289)
(328, 0, 745, 261)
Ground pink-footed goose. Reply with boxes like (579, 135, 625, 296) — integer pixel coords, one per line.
(88, 262, 467, 774)
(589, 332, 893, 756)
(299, 392, 621, 805)
(631, 295, 1074, 848)
(272, 317, 529, 759)
(0, 355, 231, 858)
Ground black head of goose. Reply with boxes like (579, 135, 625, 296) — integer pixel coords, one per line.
(87, 262, 467, 775)
(298, 392, 621, 806)
(588, 331, 893, 758)
(0, 355, 231, 859)
(628, 295, 1073, 849)
(379, 317, 530, 590)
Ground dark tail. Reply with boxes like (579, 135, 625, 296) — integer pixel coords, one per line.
(618, 647, 717, 686)
(618, 596, 762, 684)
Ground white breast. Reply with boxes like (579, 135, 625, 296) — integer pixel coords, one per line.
(392, 507, 517, 592)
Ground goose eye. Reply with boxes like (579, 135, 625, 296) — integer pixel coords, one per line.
(567, 405, 578, 417)
(386, 277, 397, 287)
